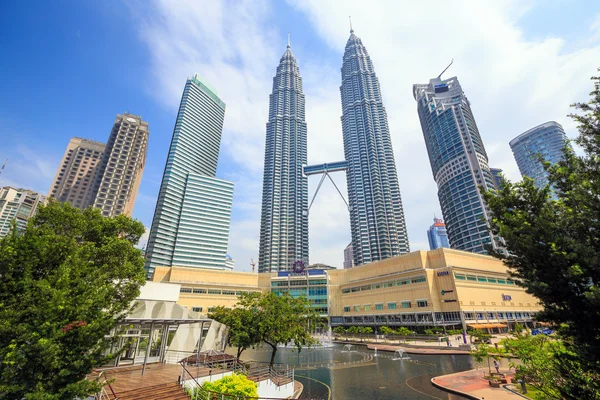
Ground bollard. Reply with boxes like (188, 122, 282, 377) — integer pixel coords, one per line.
(520, 379, 527, 394)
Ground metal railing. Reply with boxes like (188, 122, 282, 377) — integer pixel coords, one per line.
(93, 371, 118, 400)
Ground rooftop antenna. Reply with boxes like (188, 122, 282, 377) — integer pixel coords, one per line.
(0, 159, 7, 177)
(437, 58, 454, 79)
(349, 16, 353, 33)
(287, 32, 290, 48)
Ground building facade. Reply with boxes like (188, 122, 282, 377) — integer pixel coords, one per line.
(427, 218, 450, 250)
(225, 254, 235, 271)
(509, 121, 569, 189)
(151, 248, 541, 332)
(145, 75, 234, 276)
(490, 168, 504, 191)
(413, 75, 502, 254)
(90, 113, 149, 217)
(343, 243, 354, 269)
(258, 43, 308, 273)
(0, 186, 46, 237)
(328, 248, 540, 331)
(340, 28, 410, 267)
(48, 137, 106, 209)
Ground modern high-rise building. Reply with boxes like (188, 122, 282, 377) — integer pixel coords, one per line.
(509, 121, 569, 189)
(490, 168, 504, 191)
(340, 28, 410, 266)
(427, 217, 450, 250)
(258, 42, 308, 273)
(90, 113, 149, 217)
(145, 75, 234, 276)
(413, 73, 502, 254)
(0, 186, 46, 238)
(225, 254, 235, 271)
(343, 243, 354, 269)
(48, 137, 105, 209)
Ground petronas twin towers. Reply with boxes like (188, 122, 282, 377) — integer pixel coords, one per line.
(258, 30, 409, 272)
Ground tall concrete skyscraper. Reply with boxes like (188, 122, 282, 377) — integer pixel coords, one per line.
(340, 28, 409, 266)
(0, 186, 46, 238)
(90, 113, 148, 217)
(145, 75, 234, 276)
(427, 218, 450, 250)
(258, 42, 308, 273)
(510, 121, 569, 189)
(414, 72, 502, 254)
(49, 137, 105, 209)
(49, 113, 148, 217)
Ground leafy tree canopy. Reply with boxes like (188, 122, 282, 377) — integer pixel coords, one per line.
(484, 71, 600, 397)
(210, 292, 318, 367)
(0, 202, 146, 399)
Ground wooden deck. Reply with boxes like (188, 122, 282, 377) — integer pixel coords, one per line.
(96, 363, 212, 395)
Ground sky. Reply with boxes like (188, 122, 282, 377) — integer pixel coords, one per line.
(1, 0, 600, 272)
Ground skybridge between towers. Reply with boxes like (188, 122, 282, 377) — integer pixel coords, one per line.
(303, 160, 350, 214)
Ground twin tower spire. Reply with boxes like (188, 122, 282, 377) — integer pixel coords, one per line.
(258, 27, 410, 273)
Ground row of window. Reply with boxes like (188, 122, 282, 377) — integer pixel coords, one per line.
(271, 279, 326, 287)
(343, 299, 429, 313)
(180, 288, 257, 296)
(341, 276, 427, 294)
(454, 273, 516, 285)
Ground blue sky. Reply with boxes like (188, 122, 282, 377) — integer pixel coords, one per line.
(2, 0, 600, 271)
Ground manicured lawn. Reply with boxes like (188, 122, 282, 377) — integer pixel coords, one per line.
(518, 384, 543, 399)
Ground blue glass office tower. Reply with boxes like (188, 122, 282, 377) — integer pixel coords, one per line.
(413, 75, 502, 254)
(490, 168, 504, 191)
(145, 75, 234, 276)
(258, 43, 308, 273)
(340, 28, 410, 266)
(509, 121, 569, 189)
(427, 218, 450, 250)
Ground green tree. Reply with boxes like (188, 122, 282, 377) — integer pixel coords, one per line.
(0, 202, 146, 399)
(333, 326, 346, 337)
(380, 326, 394, 336)
(395, 327, 412, 336)
(209, 293, 261, 359)
(200, 374, 258, 398)
(483, 71, 600, 397)
(362, 327, 373, 335)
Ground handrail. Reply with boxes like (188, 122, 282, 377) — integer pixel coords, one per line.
(94, 371, 118, 400)
(180, 361, 294, 400)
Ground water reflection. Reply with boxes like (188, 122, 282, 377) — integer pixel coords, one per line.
(237, 343, 477, 399)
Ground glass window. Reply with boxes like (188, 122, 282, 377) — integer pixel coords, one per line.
(454, 274, 466, 280)
(417, 300, 428, 308)
(192, 307, 203, 312)
(487, 277, 497, 283)
(353, 305, 360, 312)
(401, 301, 411, 309)
(507, 280, 516, 285)
(477, 276, 488, 282)
(192, 288, 207, 294)
(466, 275, 477, 281)
(208, 289, 221, 295)
(364, 304, 372, 311)
(180, 288, 192, 293)
(222, 290, 236, 295)
(343, 306, 350, 312)
(342, 288, 350, 294)
(375, 304, 384, 311)
(497, 278, 506, 284)
(388, 302, 397, 310)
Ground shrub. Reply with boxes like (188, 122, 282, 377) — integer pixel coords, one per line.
(201, 374, 258, 398)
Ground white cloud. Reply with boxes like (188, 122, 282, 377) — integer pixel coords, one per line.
(132, 0, 600, 270)
(0, 145, 60, 195)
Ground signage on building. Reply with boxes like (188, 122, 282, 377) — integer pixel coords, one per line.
(443, 299, 457, 303)
(437, 270, 450, 276)
(502, 294, 512, 301)
(440, 289, 454, 296)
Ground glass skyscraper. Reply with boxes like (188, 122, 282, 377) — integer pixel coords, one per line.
(340, 28, 410, 266)
(145, 74, 234, 276)
(509, 121, 569, 189)
(258, 43, 308, 273)
(490, 168, 504, 191)
(413, 75, 502, 254)
(427, 218, 450, 250)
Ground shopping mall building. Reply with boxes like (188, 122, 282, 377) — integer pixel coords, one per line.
(151, 248, 541, 332)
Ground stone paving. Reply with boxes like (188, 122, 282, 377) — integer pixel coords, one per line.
(432, 368, 525, 399)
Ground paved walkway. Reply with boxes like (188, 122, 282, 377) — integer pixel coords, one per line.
(432, 368, 525, 399)
(366, 343, 471, 355)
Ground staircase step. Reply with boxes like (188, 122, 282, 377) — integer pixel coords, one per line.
(115, 382, 189, 400)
